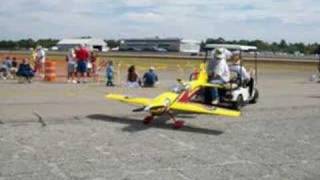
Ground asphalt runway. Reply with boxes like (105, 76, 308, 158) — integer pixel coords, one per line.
(0, 68, 320, 180)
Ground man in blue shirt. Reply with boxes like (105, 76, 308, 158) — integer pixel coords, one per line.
(143, 67, 158, 87)
(106, 61, 115, 86)
(17, 58, 34, 83)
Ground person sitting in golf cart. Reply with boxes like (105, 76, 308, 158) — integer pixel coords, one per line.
(229, 53, 255, 93)
(229, 53, 251, 82)
(206, 48, 231, 104)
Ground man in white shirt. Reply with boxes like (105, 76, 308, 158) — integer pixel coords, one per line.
(35, 46, 46, 79)
(206, 48, 231, 104)
(207, 48, 231, 83)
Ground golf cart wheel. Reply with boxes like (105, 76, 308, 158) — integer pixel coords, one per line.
(233, 95, 244, 110)
(249, 88, 259, 104)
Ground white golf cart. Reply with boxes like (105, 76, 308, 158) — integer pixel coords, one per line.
(310, 54, 320, 82)
(204, 44, 259, 110)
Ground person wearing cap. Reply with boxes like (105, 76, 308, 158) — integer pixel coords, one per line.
(35, 45, 46, 79)
(142, 66, 159, 87)
(206, 48, 231, 104)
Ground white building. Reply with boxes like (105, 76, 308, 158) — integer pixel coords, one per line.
(57, 38, 108, 52)
(180, 39, 201, 54)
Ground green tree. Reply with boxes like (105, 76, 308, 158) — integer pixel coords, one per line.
(279, 39, 288, 52)
(105, 40, 120, 49)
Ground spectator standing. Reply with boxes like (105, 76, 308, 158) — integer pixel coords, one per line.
(106, 60, 115, 86)
(11, 57, 18, 79)
(87, 52, 97, 78)
(75, 44, 90, 83)
(66, 48, 77, 83)
(30, 48, 37, 68)
(35, 46, 46, 79)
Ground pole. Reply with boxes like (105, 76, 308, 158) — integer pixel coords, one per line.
(318, 54, 320, 73)
(239, 50, 243, 86)
(255, 51, 258, 84)
(204, 49, 208, 63)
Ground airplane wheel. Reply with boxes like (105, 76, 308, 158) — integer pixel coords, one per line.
(173, 120, 185, 129)
(143, 116, 154, 125)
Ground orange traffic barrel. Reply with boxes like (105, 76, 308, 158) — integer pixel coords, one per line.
(44, 61, 56, 81)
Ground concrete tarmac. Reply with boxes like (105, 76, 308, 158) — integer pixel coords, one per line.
(0, 68, 320, 180)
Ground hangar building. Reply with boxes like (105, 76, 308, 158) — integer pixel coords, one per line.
(119, 38, 200, 54)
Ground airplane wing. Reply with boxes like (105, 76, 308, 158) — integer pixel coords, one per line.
(170, 102, 240, 117)
(105, 94, 152, 106)
(106, 93, 240, 117)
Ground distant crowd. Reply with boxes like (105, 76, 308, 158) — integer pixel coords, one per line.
(0, 45, 46, 83)
(0, 44, 160, 87)
(66, 44, 159, 87)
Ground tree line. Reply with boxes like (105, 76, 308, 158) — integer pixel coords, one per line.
(202, 38, 320, 55)
(0, 39, 59, 50)
(1, 38, 319, 55)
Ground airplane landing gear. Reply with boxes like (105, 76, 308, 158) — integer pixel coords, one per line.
(167, 111, 185, 129)
(173, 120, 185, 129)
(142, 111, 185, 129)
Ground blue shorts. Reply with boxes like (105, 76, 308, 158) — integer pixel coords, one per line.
(77, 61, 87, 73)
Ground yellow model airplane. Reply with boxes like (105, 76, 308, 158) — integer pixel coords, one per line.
(105, 63, 240, 129)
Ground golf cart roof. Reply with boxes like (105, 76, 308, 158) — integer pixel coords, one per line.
(205, 44, 257, 51)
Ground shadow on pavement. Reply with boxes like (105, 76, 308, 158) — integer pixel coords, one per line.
(307, 95, 320, 99)
(87, 114, 224, 136)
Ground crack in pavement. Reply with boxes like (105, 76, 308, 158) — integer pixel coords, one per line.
(2, 115, 86, 126)
(33, 111, 46, 127)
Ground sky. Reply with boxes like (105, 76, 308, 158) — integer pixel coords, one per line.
(0, 0, 319, 43)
